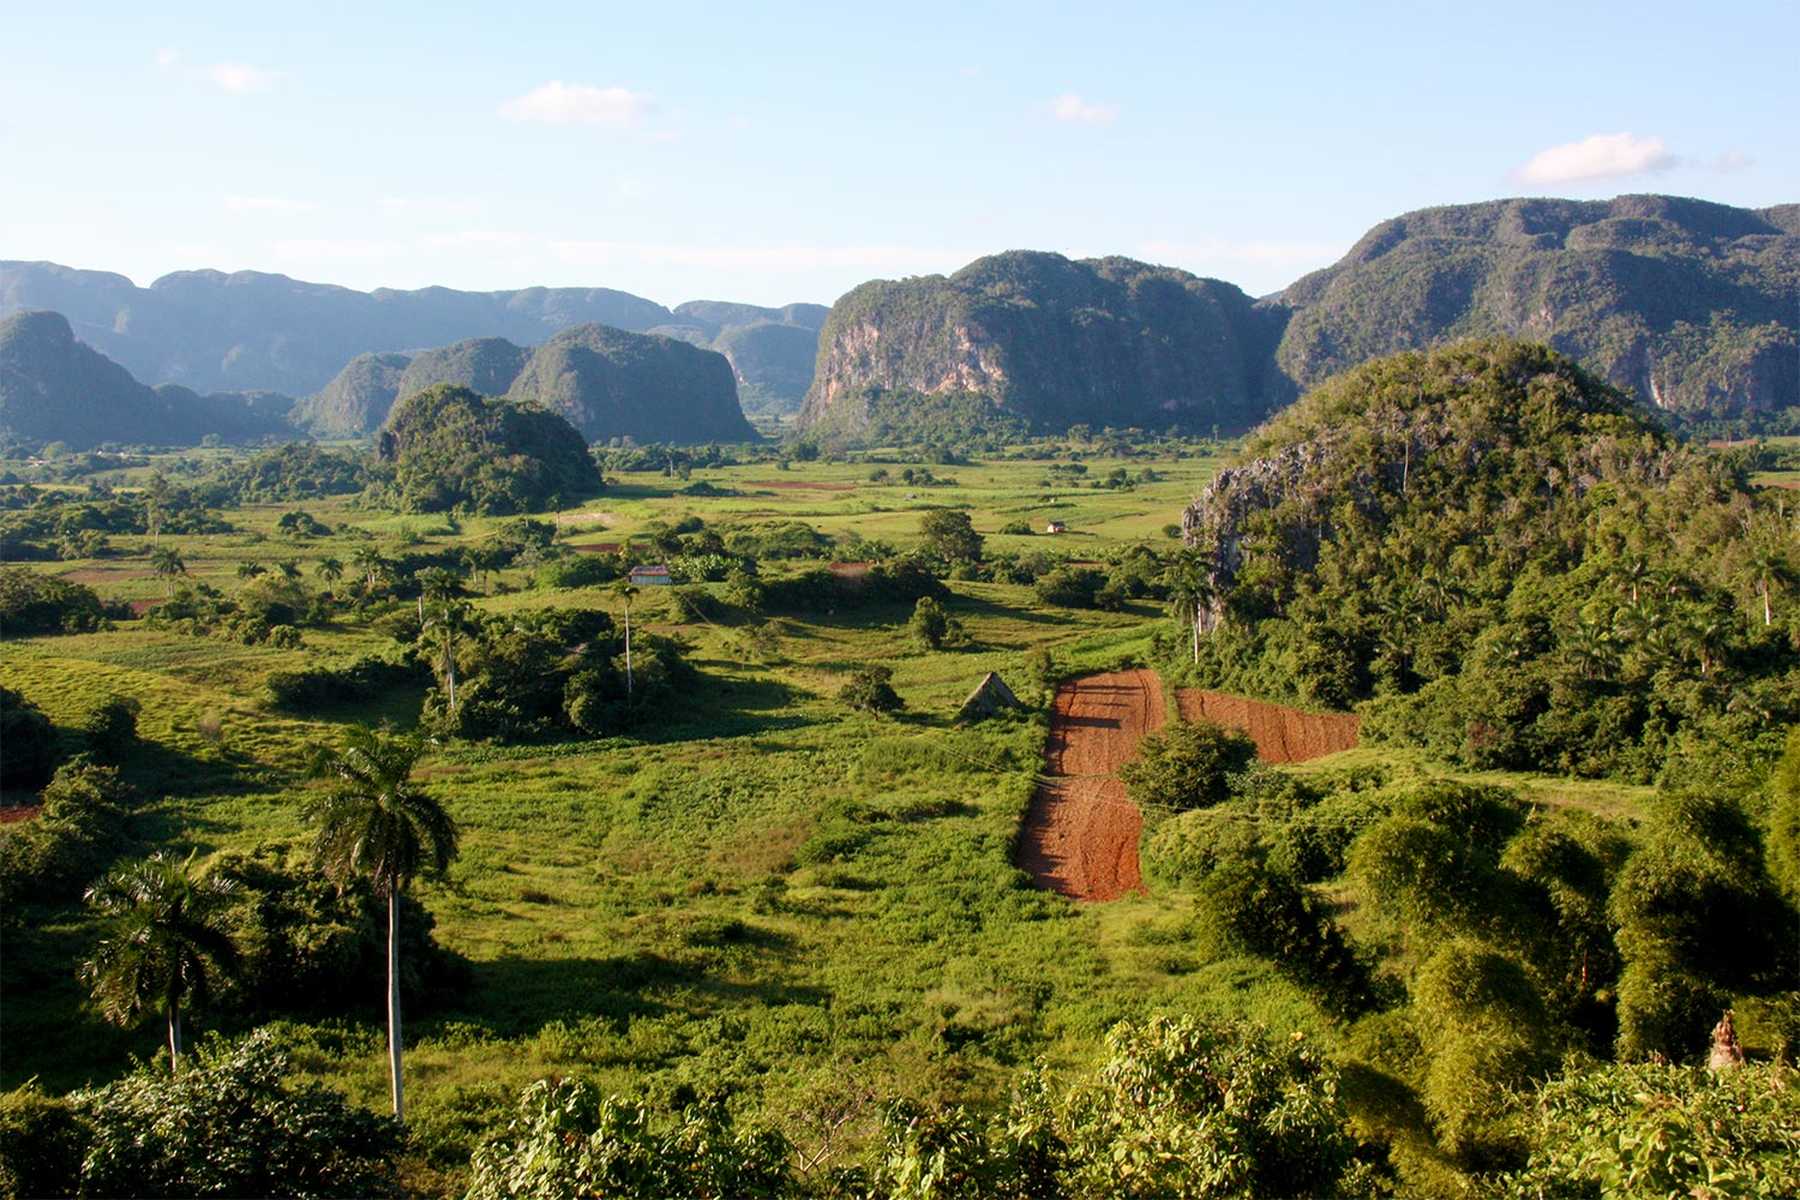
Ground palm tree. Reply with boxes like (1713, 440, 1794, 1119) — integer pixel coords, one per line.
(1617, 555, 1651, 605)
(274, 560, 302, 583)
(613, 582, 640, 697)
(423, 597, 471, 719)
(236, 560, 266, 580)
(1747, 544, 1792, 628)
(1162, 554, 1213, 664)
(350, 545, 388, 592)
(144, 472, 171, 548)
(1564, 616, 1615, 682)
(80, 852, 239, 1073)
(315, 557, 344, 595)
(306, 727, 458, 1123)
(151, 546, 187, 596)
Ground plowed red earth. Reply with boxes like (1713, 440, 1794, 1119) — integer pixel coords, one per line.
(0, 805, 41, 824)
(1016, 669, 1166, 901)
(1175, 690, 1359, 763)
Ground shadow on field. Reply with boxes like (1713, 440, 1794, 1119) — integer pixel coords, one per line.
(644, 674, 815, 740)
(462, 945, 827, 1036)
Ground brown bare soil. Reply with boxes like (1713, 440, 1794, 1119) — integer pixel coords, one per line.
(60, 567, 154, 585)
(1016, 668, 1166, 901)
(747, 479, 856, 491)
(1175, 690, 1360, 763)
(0, 805, 42, 825)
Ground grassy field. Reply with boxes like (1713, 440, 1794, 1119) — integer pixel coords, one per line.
(0, 443, 1660, 1188)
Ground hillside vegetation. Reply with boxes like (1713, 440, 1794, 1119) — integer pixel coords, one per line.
(376, 384, 604, 513)
(1182, 338, 1799, 780)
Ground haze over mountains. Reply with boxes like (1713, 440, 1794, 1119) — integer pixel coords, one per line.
(2, 193, 1795, 452)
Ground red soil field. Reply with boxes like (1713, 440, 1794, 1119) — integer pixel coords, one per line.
(0, 805, 42, 825)
(1016, 668, 1166, 901)
(1175, 690, 1360, 763)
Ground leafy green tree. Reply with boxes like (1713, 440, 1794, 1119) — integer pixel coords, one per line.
(305, 727, 458, 1122)
(840, 665, 903, 714)
(1767, 727, 1800, 908)
(79, 695, 140, 765)
(71, 1029, 401, 1199)
(0, 685, 57, 791)
(80, 852, 240, 1072)
(1504, 1059, 1800, 1199)
(909, 596, 967, 650)
(919, 509, 983, 564)
(467, 1079, 791, 1200)
(1118, 719, 1257, 813)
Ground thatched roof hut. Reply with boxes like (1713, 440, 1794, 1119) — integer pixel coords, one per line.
(958, 673, 1022, 722)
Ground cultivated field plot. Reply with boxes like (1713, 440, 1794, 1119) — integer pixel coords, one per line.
(1175, 689, 1360, 763)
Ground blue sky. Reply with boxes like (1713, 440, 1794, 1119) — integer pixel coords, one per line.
(3, 0, 1794, 307)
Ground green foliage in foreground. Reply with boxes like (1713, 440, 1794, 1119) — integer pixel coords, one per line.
(1501, 1059, 1800, 1199)
(0, 1030, 402, 1198)
(0, 565, 110, 637)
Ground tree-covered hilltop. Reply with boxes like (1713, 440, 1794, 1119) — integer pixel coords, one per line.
(1181, 338, 1799, 780)
(0, 311, 293, 450)
(375, 385, 603, 514)
(395, 337, 530, 403)
(801, 251, 1285, 438)
(1268, 194, 1800, 421)
(289, 352, 412, 438)
(504, 323, 755, 444)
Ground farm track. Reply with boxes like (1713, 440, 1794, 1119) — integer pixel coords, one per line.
(1174, 690, 1360, 762)
(1016, 668, 1165, 901)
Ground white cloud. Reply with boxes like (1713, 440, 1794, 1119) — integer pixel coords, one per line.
(154, 48, 179, 70)
(1515, 132, 1676, 185)
(1713, 150, 1754, 173)
(224, 194, 315, 214)
(207, 62, 278, 93)
(1049, 92, 1119, 125)
(499, 81, 651, 127)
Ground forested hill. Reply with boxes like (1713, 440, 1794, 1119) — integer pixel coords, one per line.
(800, 251, 1285, 438)
(0, 310, 292, 449)
(0, 261, 826, 405)
(503, 324, 755, 444)
(1182, 338, 1799, 781)
(1267, 194, 1800, 419)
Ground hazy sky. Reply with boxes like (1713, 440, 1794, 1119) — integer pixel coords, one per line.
(4, 0, 1794, 307)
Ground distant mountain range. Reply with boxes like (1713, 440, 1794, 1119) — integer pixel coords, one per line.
(0, 261, 826, 414)
(3, 193, 1794, 451)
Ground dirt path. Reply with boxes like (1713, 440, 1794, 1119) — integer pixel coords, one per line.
(1016, 668, 1166, 901)
(1175, 690, 1359, 763)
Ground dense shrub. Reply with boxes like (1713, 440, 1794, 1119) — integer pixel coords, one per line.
(839, 666, 903, 714)
(1033, 566, 1108, 609)
(535, 554, 618, 589)
(0, 1083, 90, 1200)
(69, 1029, 402, 1199)
(0, 759, 133, 908)
(1198, 858, 1375, 1016)
(467, 1080, 791, 1200)
(78, 696, 140, 765)
(909, 595, 967, 650)
(1118, 719, 1258, 813)
(0, 565, 109, 636)
(377, 384, 603, 515)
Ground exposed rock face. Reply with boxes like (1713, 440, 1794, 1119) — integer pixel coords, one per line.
(1182, 442, 1332, 630)
(503, 324, 754, 444)
(0, 310, 291, 448)
(801, 251, 1283, 435)
(1267, 195, 1800, 417)
(292, 351, 413, 437)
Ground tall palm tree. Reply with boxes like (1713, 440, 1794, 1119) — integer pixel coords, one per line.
(423, 599, 472, 718)
(150, 546, 187, 596)
(274, 560, 302, 583)
(315, 557, 344, 595)
(306, 727, 457, 1123)
(1162, 554, 1213, 665)
(613, 582, 640, 696)
(1617, 555, 1651, 605)
(1748, 544, 1792, 628)
(80, 852, 239, 1073)
(1564, 617, 1615, 682)
(236, 560, 265, 580)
